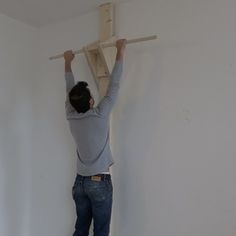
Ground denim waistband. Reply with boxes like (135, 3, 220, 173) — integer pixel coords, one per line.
(77, 174, 111, 181)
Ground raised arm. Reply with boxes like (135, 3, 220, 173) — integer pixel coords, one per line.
(97, 39, 127, 116)
(64, 50, 75, 93)
(64, 50, 76, 115)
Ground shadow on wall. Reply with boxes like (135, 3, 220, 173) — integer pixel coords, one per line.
(0, 103, 31, 236)
(111, 45, 162, 236)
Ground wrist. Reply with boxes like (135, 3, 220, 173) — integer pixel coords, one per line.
(65, 60, 72, 64)
(65, 60, 72, 73)
(117, 48, 125, 54)
(116, 50, 124, 60)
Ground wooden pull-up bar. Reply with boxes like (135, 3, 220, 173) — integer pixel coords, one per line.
(49, 35, 158, 60)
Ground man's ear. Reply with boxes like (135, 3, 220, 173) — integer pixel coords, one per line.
(89, 98, 94, 107)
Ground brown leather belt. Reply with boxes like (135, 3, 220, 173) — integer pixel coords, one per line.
(78, 174, 111, 182)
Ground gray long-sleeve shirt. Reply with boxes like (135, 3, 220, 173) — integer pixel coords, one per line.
(65, 60, 123, 176)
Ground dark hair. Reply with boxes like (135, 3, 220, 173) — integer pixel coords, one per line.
(69, 81, 91, 113)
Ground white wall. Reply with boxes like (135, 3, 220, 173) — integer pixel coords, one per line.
(30, 11, 100, 236)
(0, 14, 37, 236)
(2, 0, 236, 236)
(111, 0, 236, 236)
(33, 0, 236, 236)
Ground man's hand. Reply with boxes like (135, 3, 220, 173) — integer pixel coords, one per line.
(116, 39, 127, 60)
(64, 50, 75, 63)
(64, 50, 74, 73)
(116, 39, 127, 52)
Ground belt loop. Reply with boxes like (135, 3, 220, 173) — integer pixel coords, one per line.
(104, 174, 108, 181)
(78, 174, 84, 184)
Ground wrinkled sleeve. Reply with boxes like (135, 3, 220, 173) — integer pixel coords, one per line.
(65, 72, 76, 117)
(97, 60, 123, 116)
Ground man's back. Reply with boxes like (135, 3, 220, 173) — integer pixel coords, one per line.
(63, 39, 127, 236)
(68, 108, 111, 176)
(65, 61, 123, 176)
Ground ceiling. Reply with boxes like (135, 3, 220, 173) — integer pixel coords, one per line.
(0, 0, 131, 28)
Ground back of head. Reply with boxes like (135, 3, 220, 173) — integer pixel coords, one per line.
(69, 81, 91, 113)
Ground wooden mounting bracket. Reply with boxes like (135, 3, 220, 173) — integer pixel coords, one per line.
(83, 3, 116, 98)
(83, 36, 116, 98)
(49, 2, 158, 98)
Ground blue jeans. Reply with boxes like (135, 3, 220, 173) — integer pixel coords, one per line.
(72, 174, 113, 236)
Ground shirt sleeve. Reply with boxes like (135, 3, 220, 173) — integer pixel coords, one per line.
(97, 60, 123, 116)
(65, 72, 76, 116)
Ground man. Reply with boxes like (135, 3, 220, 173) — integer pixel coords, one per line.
(63, 39, 127, 236)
